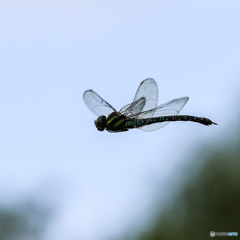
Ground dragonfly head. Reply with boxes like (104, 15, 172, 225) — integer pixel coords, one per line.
(94, 115, 107, 131)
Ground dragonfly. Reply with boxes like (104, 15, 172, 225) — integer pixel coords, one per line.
(83, 78, 217, 133)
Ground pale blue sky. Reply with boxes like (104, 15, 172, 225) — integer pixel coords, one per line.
(0, 1, 240, 239)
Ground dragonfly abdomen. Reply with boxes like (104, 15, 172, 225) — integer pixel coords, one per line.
(166, 115, 217, 126)
(127, 115, 217, 128)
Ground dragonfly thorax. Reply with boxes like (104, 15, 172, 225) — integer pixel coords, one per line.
(94, 115, 107, 131)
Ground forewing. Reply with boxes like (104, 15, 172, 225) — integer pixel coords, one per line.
(120, 78, 158, 117)
(119, 97, 146, 116)
(83, 90, 118, 117)
(138, 97, 189, 131)
(133, 78, 158, 114)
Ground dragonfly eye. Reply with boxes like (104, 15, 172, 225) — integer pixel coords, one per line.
(94, 116, 106, 131)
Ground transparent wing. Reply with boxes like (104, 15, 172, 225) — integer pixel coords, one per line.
(137, 97, 189, 132)
(120, 78, 158, 117)
(83, 90, 118, 117)
(133, 78, 158, 113)
(119, 97, 146, 116)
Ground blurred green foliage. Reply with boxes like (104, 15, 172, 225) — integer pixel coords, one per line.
(0, 201, 49, 240)
(120, 130, 240, 240)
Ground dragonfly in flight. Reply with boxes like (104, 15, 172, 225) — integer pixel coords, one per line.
(83, 78, 217, 133)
